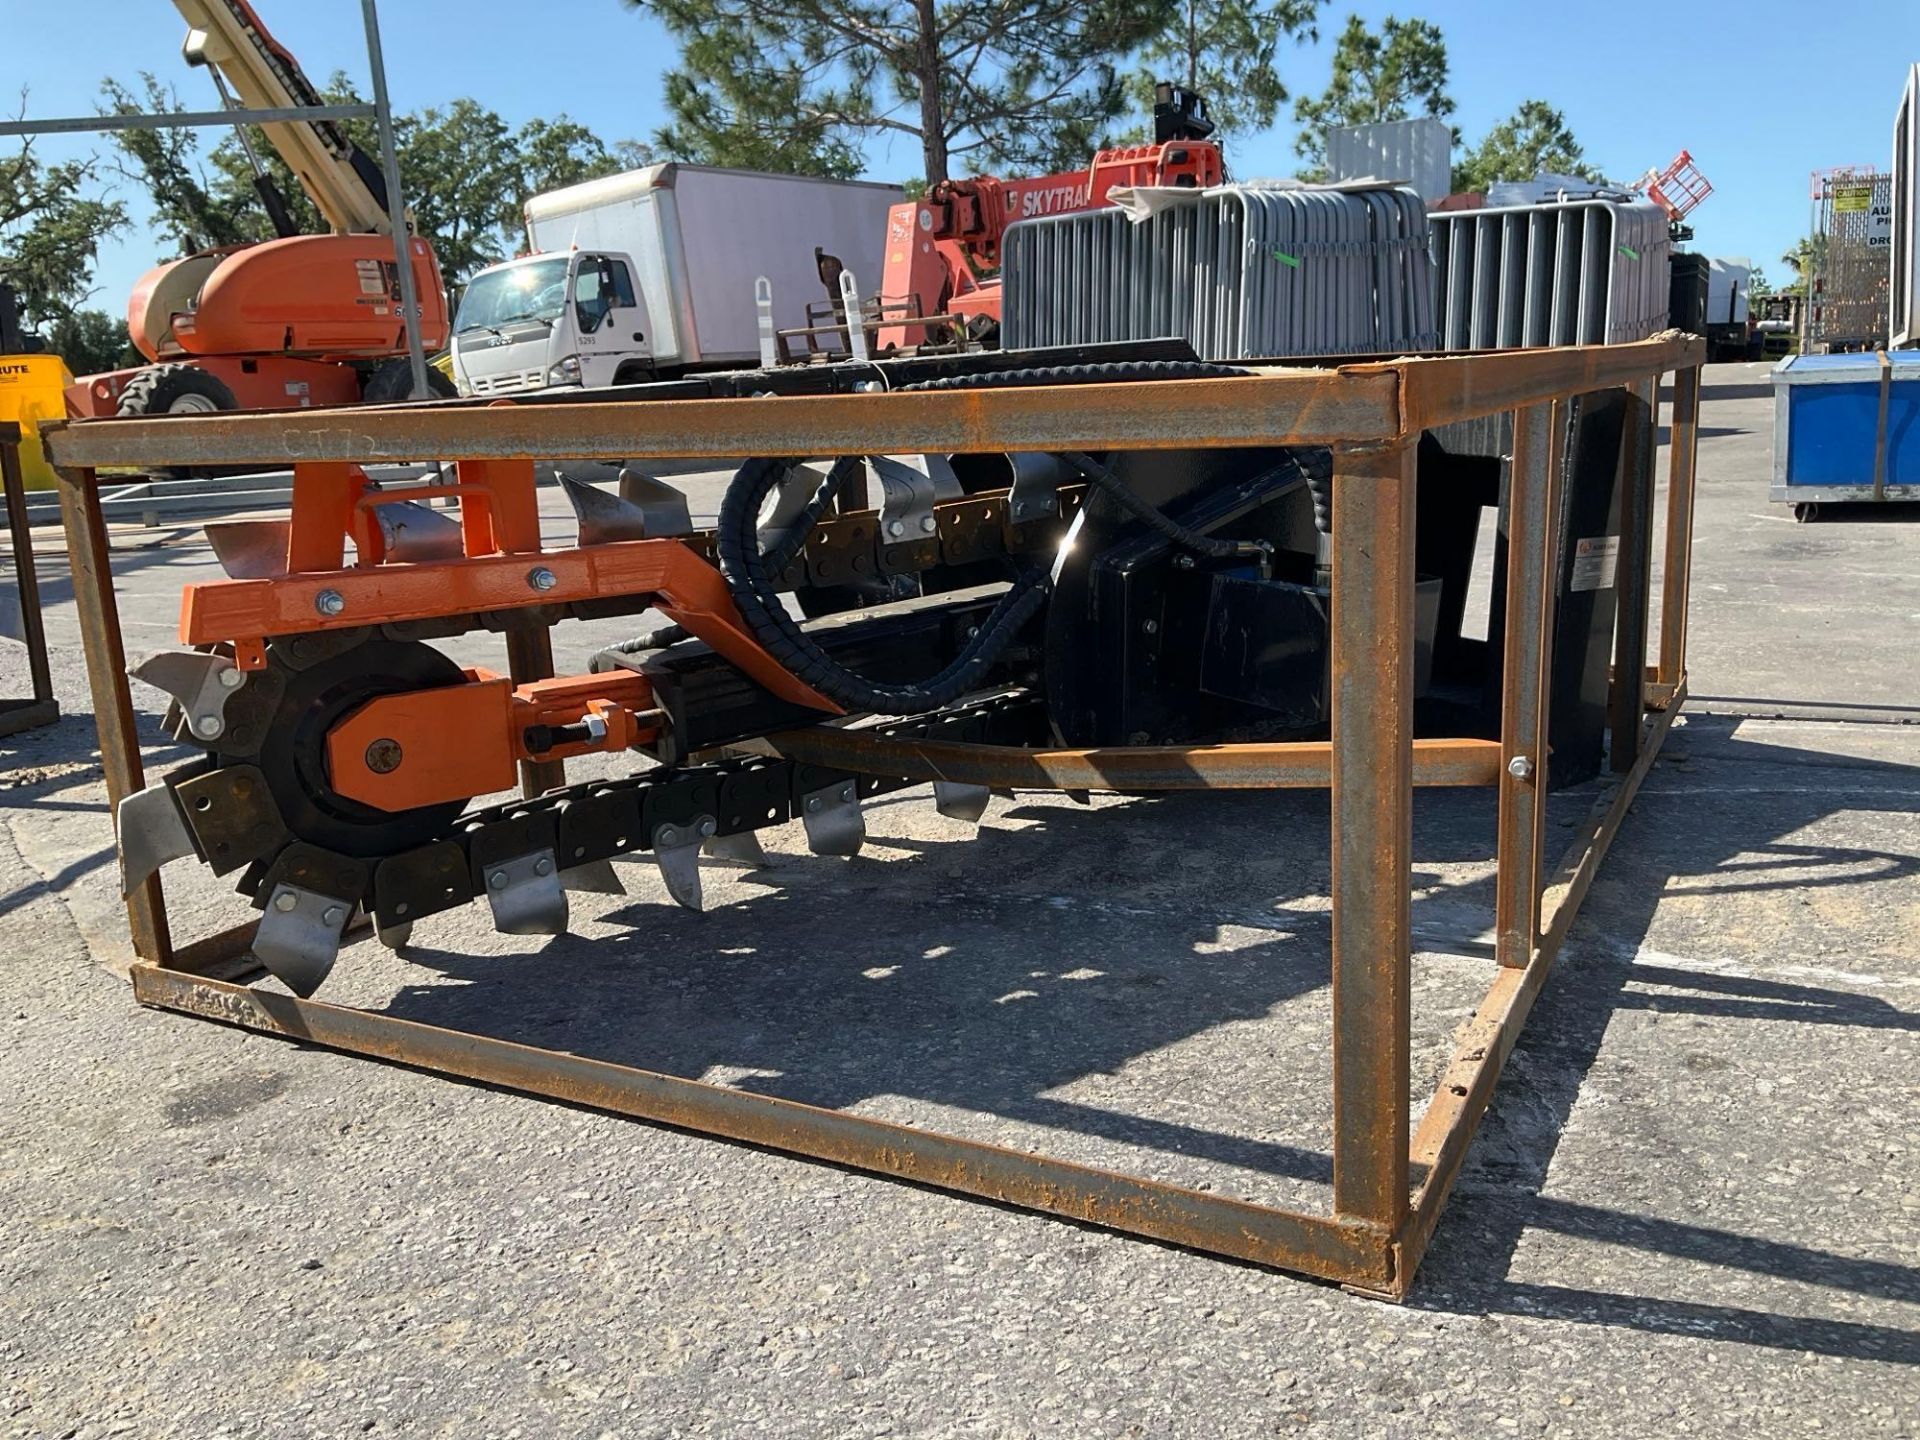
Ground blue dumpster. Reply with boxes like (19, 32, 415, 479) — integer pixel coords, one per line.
(1771, 351, 1920, 513)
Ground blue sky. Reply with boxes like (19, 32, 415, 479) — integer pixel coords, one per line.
(16, 0, 1920, 308)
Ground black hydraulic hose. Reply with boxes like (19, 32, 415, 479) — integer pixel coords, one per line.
(894, 359, 1250, 392)
(717, 455, 1048, 715)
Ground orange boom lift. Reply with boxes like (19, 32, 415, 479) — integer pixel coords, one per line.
(69, 0, 449, 422)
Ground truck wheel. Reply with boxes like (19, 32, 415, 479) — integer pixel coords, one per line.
(116, 365, 241, 479)
(362, 358, 457, 404)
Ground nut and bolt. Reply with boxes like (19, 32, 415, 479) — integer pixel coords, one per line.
(321, 907, 344, 927)
(533, 857, 553, 876)
(1507, 755, 1534, 779)
(919, 515, 937, 534)
(364, 738, 404, 774)
(1142, 618, 1160, 635)
(218, 667, 245, 689)
(272, 891, 298, 913)
(194, 714, 222, 738)
(659, 826, 681, 845)
(488, 870, 508, 890)
(528, 566, 558, 592)
(313, 589, 346, 617)
(698, 818, 717, 837)
(886, 520, 905, 538)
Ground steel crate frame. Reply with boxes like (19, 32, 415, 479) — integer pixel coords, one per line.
(42, 332, 1705, 1299)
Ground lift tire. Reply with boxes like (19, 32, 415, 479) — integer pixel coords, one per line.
(361, 358, 457, 404)
(115, 365, 241, 479)
(115, 364, 238, 419)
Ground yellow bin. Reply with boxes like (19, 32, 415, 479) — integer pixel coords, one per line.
(0, 354, 74, 490)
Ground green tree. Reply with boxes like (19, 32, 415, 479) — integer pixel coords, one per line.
(1451, 99, 1602, 193)
(47, 308, 138, 373)
(1292, 13, 1453, 176)
(106, 71, 629, 282)
(1748, 265, 1772, 298)
(0, 137, 127, 326)
(100, 74, 259, 250)
(1781, 235, 1823, 295)
(1135, 0, 1321, 139)
(631, 0, 1176, 185)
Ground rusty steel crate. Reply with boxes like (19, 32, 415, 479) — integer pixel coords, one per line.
(41, 333, 1704, 1298)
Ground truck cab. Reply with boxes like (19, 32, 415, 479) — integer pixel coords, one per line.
(451, 250, 652, 396)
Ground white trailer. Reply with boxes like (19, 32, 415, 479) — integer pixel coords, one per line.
(451, 164, 902, 396)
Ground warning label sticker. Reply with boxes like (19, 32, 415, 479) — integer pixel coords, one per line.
(356, 258, 387, 296)
(1570, 535, 1619, 592)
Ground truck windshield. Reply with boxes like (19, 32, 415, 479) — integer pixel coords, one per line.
(455, 257, 569, 332)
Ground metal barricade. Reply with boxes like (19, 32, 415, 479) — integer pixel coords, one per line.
(1002, 185, 1437, 359)
(1430, 199, 1672, 350)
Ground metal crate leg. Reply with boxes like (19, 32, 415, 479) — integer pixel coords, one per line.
(1328, 439, 1416, 1250)
(1657, 365, 1702, 688)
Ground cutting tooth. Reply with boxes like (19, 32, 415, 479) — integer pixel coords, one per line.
(478, 848, 569, 935)
(560, 858, 625, 894)
(991, 788, 1017, 802)
(651, 818, 711, 911)
(116, 781, 198, 895)
(932, 781, 991, 824)
(800, 781, 865, 858)
(375, 920, 413, 953)
(204, 519, 290, 579)
(702, 830, 769, 868)
(616, 468, 693, 536)
(563, 471, 690, 546)
(374, 498, 463, 563)
(1063, 789, 1093, 807)
(129, 650, 244, 743)
(252, 882, 350, 997)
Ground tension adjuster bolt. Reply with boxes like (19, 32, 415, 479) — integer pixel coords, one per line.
(314, 589, 346, 617)
(528, 566, 558, 592)
(1507, 755, 1534, 779)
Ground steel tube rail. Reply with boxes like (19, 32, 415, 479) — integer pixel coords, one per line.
(770, 732, 1502, 791)
(1327, 439, 1417, 1237)
(0, 105, 375, 137)
(1492, 402, 1567, 969)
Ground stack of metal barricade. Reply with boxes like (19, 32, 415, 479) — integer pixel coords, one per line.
(1001, 184, 1437, 359)
(1428, 198, 1672, 350)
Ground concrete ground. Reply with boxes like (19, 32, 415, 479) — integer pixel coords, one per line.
(0, 361, 1915, 1438)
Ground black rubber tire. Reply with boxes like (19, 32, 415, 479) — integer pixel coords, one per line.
(361, 358, 458, 404)
(115, 363, 238, 418)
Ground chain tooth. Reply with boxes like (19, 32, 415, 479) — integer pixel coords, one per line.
(479, 848, 569, 935)
(252, 882, 352, 997)
(932, 780, 992, 824)
(800, 780, 865, 858)
(702, 830, 769, 867)
(116, 780, 198, 896)
(650, 818, 711, 911)
(560, 858, 625, 895)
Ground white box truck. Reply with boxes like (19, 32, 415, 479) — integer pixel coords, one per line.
(451, 164, 902, 397)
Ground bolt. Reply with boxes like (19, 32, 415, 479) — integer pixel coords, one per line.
(1142, 618, 1160, 635)
(218, 667, 244, 689)
(919, 515, 937, 533)
(273, 891, 298, 913)
(839, 785, 855, 803)
(528, 566, 558, 592)
(395, 902, 410, 916)
(1508, 755, 1534, 779)
(364, 738, 404, 774)
(698, 818, 716, 837)
(806, 797, 821, 813)
(1174, 554, 1197, 570)
(194, 714, 222, 738)
(314, 589, 346, 617)
(321, 906, 344, 927)
(886, 520, 905, 538)
(489, 870, 508, 890)
(658, 826, 680, 846)
(533, 857, 553, 876)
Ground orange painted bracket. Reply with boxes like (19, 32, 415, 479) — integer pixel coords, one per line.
(326, 668, 663, 814)
(329, 676, 518, 811)
(181, 538, 840, 716)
